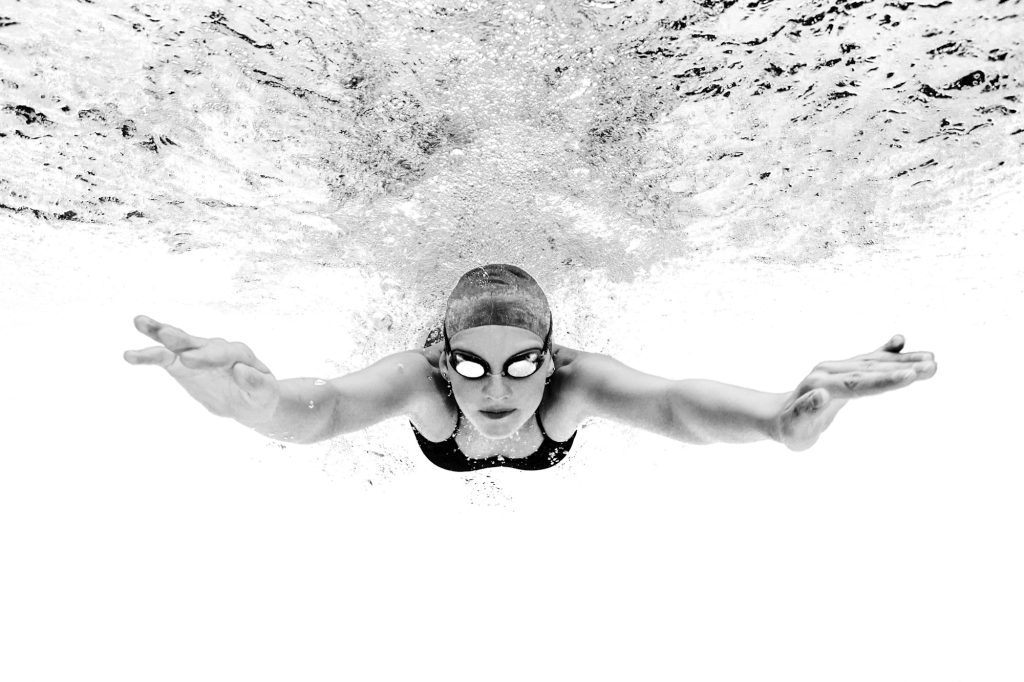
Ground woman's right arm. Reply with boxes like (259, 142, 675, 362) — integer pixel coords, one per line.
(269, 352, 437, 443)
(124, 315, 435, 445)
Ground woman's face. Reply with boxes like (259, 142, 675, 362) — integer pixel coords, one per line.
(442, 325, 553, 439)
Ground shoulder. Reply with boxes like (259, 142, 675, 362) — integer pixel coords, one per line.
(330, 348, 445, 411)
(545, 346, 618, 420)
(357, 348, 438, 383)
(384, 349, 446, 400)
(550, 346, 672, 420)
(307, 348, 453, 439)
(551, 345, 623, 388)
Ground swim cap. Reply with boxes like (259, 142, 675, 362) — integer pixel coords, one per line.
(444, 264, 551, 340)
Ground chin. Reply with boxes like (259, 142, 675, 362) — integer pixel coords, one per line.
(469, 410, 531, 439)
(474, 421, 518, 440)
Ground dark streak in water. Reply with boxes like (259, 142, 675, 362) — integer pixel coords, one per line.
(14, 130, 53, 139)
(253, 74, 347, 106)
(0, 203, 80, 221)
(919, 83, 951, 98)
(894, 157, 937, 177)
(4, 104, 53, 125)
(78, 108, 107, 122)
(946, 70, 986, 90)
(208, 10, 274, 49)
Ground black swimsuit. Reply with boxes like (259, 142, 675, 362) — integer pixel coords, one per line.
(410, 408, 576, 472)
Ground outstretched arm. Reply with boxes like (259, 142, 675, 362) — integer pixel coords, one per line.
(124, 315, 433, 444)
(572, 335, 936, 450)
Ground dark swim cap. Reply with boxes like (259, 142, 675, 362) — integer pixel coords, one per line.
(444, 264, 551, 340)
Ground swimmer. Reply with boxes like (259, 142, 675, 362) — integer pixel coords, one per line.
(123, 264, 937, 470)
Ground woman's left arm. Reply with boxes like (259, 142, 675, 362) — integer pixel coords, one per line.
(571, 335, 936, 450)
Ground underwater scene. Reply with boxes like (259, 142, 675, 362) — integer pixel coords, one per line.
(2, 1, 1022, 680)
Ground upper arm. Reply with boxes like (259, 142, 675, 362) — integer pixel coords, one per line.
(571, 353, 786, 445)
(322, 350, 438, 437)
(569, 352, 708, 443)
(571, 353, 676, 430)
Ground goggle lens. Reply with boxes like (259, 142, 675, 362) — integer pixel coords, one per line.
(507, 356, 542, 378)
(452, 356, 486, 379)
(450, 350, 544, 380)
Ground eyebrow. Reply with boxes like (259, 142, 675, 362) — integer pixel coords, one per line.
(450, 346, 543, 360)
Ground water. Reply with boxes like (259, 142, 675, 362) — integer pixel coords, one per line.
(2, 1, 1023, 680)
(5, 1, 1019, 281)
(5, 0, 1020, 356)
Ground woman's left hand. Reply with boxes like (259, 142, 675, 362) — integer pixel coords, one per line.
(775, 335, 937, 451)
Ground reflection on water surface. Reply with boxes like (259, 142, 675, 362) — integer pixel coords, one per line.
(1, 0, 1021, 294)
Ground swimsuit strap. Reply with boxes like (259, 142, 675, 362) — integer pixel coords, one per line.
(535, 409, 551, 440)
(411, 397, 575, 473)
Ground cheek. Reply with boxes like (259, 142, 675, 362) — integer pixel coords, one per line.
(449, 381, 470, 403)
(449, 378, 545, 405)
(449, 380, 487, 403)
(520, 378, 547, 403)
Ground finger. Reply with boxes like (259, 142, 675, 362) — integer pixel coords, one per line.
(817, 359, 936, 374)
(132, 315, 170, 342)
(844, 349, 936, 366)
(876, 334, 905, 353)
(123, 346, 177, 368)
(826, 368, 918, 398)
(917, 359, 938, 380)
(133, 315, 204, 353)
(178, 341, 267, 371)
(869, 350, 934, 363)
(178, 342, 234, 369)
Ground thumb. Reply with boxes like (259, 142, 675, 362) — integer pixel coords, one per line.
(878, 334, 905, 353)
(124, 346, 177, 368)
(231, 362, 271, 395)
(795, 387, 830, 416)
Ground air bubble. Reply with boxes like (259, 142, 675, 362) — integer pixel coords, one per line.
(313, 379, 326, 386)
(308, 400, 316, 409)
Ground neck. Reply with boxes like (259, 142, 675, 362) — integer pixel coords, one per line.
(455, 412, 544, 459)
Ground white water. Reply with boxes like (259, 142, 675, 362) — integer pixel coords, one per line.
(2, 0, 1023, 680)
(4, 200, 1022, 680)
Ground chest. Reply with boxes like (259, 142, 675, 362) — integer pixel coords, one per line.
(454, 414, 546, 459)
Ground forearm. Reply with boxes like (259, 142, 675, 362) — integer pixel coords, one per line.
(246, 377, 340, 444)
(669, 379, 789, 445)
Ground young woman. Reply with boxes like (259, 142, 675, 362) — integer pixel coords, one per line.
(124, 264, 937, 471)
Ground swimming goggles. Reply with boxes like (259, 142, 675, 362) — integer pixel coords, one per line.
(443, 322, 552, 380)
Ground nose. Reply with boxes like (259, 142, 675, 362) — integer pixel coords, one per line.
(480, 374, 512, 401)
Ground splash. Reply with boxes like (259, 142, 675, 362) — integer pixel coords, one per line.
(3, 0, 1019, 289)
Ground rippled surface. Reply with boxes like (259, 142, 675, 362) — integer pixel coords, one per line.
(3, 0, 1021, 291)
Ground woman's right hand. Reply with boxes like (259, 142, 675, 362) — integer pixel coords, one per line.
(124, 315, 280, 427)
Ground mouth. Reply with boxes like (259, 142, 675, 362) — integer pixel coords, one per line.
(479, 408, 516, 420)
